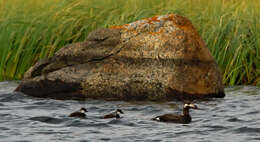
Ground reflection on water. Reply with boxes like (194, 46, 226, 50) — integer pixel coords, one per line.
(0, 81, 260, 141)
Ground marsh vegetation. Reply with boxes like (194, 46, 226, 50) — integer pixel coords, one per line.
(0, 0, 259, 85)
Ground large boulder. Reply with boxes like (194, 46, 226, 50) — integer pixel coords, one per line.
(15, 14, 225, 101)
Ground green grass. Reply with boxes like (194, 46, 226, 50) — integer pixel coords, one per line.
(0, 0, 259, 86)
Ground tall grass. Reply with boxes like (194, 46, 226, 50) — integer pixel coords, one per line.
(0, 0, 259, 86)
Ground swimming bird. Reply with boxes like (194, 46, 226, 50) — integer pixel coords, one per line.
(69, 107, 88, 118)
(103, 109, 124, 119)
(152, 103, 198, 124)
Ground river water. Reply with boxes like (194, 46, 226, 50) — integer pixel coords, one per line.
(0, 81, 260, 142)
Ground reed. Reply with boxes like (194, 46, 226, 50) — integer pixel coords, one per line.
(0, 0, 259, 86)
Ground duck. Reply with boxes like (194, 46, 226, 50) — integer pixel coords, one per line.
(69, 107, 88, 118)
(152, 103, 198, 124)
(103, 109, 124, 119)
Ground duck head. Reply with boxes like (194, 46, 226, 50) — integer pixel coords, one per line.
(183, 103, 198, 109)
(80, 107, 88, 113)
(116, 109, 124, 114)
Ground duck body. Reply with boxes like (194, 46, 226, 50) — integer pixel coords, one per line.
(152, 114, 191, 124)
(152, 103, 197, 124)
(69, 107, 87, 118)
(103, 109, 124, 119)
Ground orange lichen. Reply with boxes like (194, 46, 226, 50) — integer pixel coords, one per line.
(148, 31, 159, 35)
(109, 14, 202, 45)
(109, 24, 129, 30)
(146, 16, 160, 24)
(162, 14, 175, 22)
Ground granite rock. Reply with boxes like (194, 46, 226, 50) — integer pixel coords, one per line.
(15, 14, 225, 101)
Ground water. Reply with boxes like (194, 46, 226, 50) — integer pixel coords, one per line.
(1, 81, 260, 142)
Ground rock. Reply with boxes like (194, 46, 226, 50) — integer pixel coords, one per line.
(15, 14, 225, 101)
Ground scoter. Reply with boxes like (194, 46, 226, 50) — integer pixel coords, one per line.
(103, 109, 124, 119)
(152, 103, 198, 124)
(69, 107, 88, 118)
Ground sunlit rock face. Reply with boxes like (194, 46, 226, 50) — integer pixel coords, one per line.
(15, 14, 225, 101)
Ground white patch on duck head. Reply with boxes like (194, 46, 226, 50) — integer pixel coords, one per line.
(184, 103, 197, 109)
(184, 103, 190, 108)
(156, 117, 160, 121)
(189, 103, 196, 108)
(116, 109, 124, 115)
(116, 109, 124, 114)
(80, 108, 87, 113)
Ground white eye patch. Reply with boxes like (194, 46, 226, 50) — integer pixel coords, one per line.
(184, 104, 189, 108)
(189, 104, 195, 108)
(184, 103, 196, 108)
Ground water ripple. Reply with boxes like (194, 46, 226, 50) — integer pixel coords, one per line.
(234, 126, 260, 133)
(0, 82, 260, 141)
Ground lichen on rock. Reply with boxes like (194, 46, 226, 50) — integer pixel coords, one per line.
(15, 14, 225, 101)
